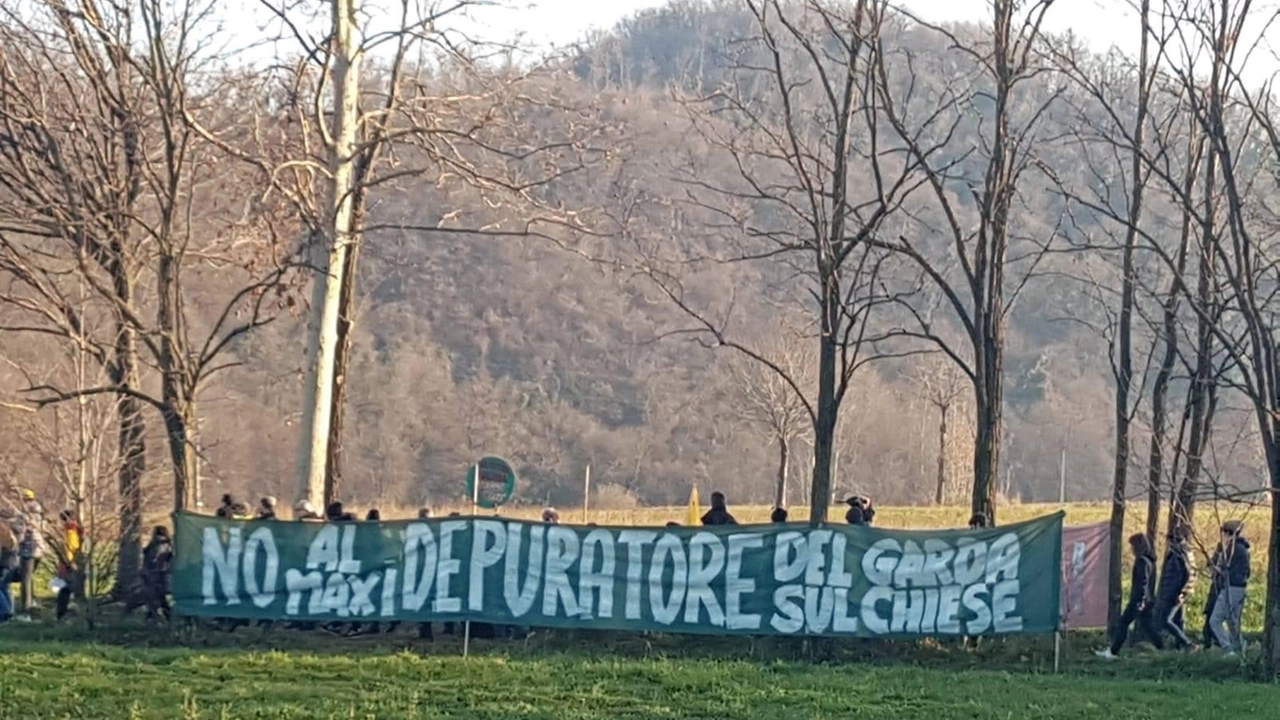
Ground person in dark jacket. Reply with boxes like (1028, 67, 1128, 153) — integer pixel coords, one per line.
(845, 496, 875, 526)
(1097, 533, 1164, 659)
(215, 494, 235, 519)
(1203, 540, 1224, 648)
(326, 502, 356, 522)
(770, 507, 788, 523)
(142, 526, 173, 621)
(1154, 528, 1195, 649)
(700, 492, 737, 526)
(1208, 521, 1250, 655)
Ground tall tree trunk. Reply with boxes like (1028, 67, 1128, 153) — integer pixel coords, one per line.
(157, 250, 197, 511)
(324, 240, 360, 506)
(774, 435, 790, 509)
(809, 275, 839, 525)
(295, 0, 364, 506)
(112, 317, 145, 597)
(972, 327, 1003, 524)
(935, 404, 948, 505)
(1266, 420, 1280, 676)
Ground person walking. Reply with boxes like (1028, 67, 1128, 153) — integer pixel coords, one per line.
(1208, 521, 1250, 656)
(1097, 533, 1163, 659)
(1154, 527, 1195, 650)
(0, 521, 16, 624)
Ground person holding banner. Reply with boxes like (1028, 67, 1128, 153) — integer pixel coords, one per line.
(1097, 534, 1163, 659)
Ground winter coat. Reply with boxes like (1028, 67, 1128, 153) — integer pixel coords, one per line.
(1130, 551, 1156, 607)
(1225, 536, 1251, 587)
(1155, 543, 1190, 608)
(700, 508, 737, 526)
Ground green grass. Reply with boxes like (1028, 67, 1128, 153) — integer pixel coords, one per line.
(0, 619, 1272, 719)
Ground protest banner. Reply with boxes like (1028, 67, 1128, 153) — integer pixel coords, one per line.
(172, 511, 1063, 638)
(1061, 521, 1110, 629)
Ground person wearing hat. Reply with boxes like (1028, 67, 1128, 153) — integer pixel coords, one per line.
(293, 499, 322, 521)
(541, 507, 560, 524)
(1208, 520, 1250, 656)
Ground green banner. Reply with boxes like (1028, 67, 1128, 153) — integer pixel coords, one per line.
(172, 511, 1063, 637)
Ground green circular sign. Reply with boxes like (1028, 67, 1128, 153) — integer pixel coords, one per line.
(466, 456, 517, 509)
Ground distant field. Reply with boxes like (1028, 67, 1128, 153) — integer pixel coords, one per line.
(0, 621, 1269, 719)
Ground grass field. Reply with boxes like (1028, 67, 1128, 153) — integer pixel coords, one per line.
(0, 619, 1271, 719)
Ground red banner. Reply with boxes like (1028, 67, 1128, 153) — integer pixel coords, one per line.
(1062, 522, 1110, 629)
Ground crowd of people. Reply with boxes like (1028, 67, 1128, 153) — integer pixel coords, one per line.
(1097, 521, 1252, 659)
(0, 487, 1255, 660)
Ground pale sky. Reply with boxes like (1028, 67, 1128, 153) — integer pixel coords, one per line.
(461, 0, 1280, 84)
(219, 0, 1278, 83)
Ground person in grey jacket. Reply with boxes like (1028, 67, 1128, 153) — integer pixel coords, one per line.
(1208, 521, 1250, 656)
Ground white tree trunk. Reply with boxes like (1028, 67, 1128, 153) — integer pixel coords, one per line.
(295, 0, 364, 506)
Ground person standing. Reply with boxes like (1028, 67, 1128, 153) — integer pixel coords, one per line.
(55, 510, 84, 620)
(1097, 533, 1163, 659)
(700, 492, 737, 526)
(0, 521, 16, 623)
(1208, 521, 1250, 656)
(256, 497, 278, 520)
(1154, 527, 1195, 650)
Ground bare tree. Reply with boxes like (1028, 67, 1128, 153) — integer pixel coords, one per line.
(0, 1, 294, 586)
(870, 0, 1063, 524)
(913, 357, 967, 505)
(727, 327, 815, 508)
(232, 0, 606, 507)
(619, 0, 939, 523)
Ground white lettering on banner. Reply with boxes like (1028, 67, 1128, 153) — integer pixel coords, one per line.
(401, 523, 437, 612)
(202, 526, 242, 606)
(617, 530, 657, 620)
(433, 521, 465, 613)
(724, 533, 763, 630)
(579, 529, 616, 620)
(543, 526, 582, 618)
(189, 516, 1037, 637)
(504, 523, 544, 617)
(284, 569, 324, 614)
(242, 527, 279, 608)
(648, 534, 687, 625)
(469, 521, 507, 612)
(685, 533, 725, 626)
(848, 531, 1023, 637)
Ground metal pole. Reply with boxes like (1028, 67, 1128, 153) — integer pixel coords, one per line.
(582, 465, 591, 524)
(463, 462, 480, 658)
(1053, 630, 1061, 673)
(1059, 445, 1067, 504)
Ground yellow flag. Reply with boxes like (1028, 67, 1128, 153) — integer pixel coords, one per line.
(685, 486, 701, 526)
